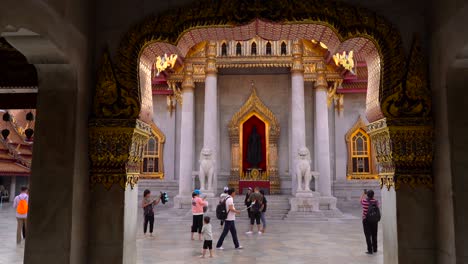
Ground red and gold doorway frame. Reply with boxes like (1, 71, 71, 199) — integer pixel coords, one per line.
(228, 87, 280, 194)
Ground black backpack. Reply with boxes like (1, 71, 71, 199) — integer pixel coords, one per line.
(216, 196, 230, 220)
(366, 200, 381, 223)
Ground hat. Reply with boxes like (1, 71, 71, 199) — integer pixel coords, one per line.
(223, 186, 229, 192)
(194, 189, 201, 195)
(248, 187, 253, 191)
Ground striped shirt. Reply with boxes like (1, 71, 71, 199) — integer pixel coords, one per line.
(361, 198, 379, 219)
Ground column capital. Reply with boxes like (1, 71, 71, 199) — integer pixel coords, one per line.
(315, 61, 327, 90)
(205, 41, 217, 75)
(182, 63, 195, 89)
(291, 39, 304, 73)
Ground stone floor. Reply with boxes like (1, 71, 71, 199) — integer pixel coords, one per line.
(0, 204, 383, 264)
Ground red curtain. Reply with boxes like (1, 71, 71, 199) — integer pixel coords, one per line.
(242, 115, 266, 171)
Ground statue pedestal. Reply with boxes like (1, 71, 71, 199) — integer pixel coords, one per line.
(295, 190, 319, 198)
(205, 197, 220, 212)
(173, 195, 193, 209)
(201, 191, 215, 198)
(289, 195, 320, 212)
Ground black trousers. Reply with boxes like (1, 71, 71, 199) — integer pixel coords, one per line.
(363, 219, 378, 252)
(144, 214, 154, 234)
(250, 211, 261, 225)
(216, 220, 239, 248)
(192, 214, 203, 233)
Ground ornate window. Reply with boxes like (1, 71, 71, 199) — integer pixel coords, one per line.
(251, 42, 257, 55)
(266, 42, 272, 55)
(345, 117, 377, 180)
(281, 42, 287, 55)
(221, 43, 227, 56)
(141, 124, 165, 179)
(236, 42, 242, 56)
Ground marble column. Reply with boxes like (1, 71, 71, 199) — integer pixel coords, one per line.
(290, 40, 308, 195)
(9, 176, 16, 202)
(175, 64, 195, 208)
(315, 62, 332, 197)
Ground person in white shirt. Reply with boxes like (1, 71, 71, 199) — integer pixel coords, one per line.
(13, 186, 28, 244)
(215, 188, 243, 250)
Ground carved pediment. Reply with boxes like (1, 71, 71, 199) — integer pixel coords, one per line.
(228, 86, 280, 139)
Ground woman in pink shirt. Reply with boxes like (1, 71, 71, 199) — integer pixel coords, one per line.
(191, 189, 208, 241)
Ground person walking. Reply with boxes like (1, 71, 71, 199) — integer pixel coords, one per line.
(191, 189, 208, 241)
(259, 189, 267, 233)
(219, 186, 229, 227)
(361, 189, 380, 254)
(200, 216, 214, 258)
(246, 186, 263, 234)
(13, 186, 28, 244)
(216, 188, 243, 250)
(141, 189, 160, 237)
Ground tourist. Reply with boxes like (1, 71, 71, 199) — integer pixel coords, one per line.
(246, 186, 263, 234)
(200, 216, 213, 258)
(191, 189, 207, 241)
(216, 188, 243, 250)
(142, 189, 160, 237)
(244, 187, 253, 222)
(361, 189, 380, 254)
(259, 189, 267, 233)
(13, 186, 28, 244)
(219, 186, 229, 227)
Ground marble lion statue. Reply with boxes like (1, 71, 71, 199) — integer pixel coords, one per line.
(295, 147, 314, 192)
(199, 148, 215, 191)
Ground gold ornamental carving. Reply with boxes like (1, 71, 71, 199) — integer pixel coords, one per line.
(228, 85, 281, 194)
(368, 118, 433, 191)
(94, 49, 139, 119)
(88, 119, 151, 189)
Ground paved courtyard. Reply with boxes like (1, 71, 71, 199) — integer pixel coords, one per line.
(0, 204, 382, 264)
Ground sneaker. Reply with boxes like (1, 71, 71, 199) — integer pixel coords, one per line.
(365, 251, 373, 255)
(235, 246, 244, 249)
(245, 231, 253, 234)
(216, 247, 224, 250)
(258, 231, 262, 235)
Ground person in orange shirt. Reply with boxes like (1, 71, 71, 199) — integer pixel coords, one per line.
(13, 186, 28, 244)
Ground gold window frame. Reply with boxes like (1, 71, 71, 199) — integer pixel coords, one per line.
(345, 117, 378, 180)
(140, 123, 165, 179)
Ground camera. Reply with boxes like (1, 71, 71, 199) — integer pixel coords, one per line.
(160, 191, 169, 204)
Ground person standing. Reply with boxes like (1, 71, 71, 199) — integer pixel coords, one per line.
(191, 189, 207, 241)
(219, 186, 229, 227)
(216, 188, 243, 250)
(361, 189, 379, 254)
(142, 189, 160, 237)
(13, 186, 28, 244)
(200, 216, 213, 258)
(244, 187, 253, 223)
(246, 186, 263, 234)
(259, 189, 267, 233)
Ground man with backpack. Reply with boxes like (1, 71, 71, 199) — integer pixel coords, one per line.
(246, 187, 263, 235)
(13, 186, 29, 244)
(360, 189, 380, 254)
(215, 188, 243, 250)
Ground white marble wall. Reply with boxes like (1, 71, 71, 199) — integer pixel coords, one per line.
(152, 96, 177, 181)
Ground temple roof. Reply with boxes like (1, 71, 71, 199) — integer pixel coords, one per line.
(0, 109, 34, 176)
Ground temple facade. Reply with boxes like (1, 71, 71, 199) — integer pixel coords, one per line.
(143, 37, 380, 209)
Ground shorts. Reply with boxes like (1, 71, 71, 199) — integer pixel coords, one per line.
(203, 240, 213, 249)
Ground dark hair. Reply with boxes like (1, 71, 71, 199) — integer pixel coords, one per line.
(143, 189, 151, 197)
(367, 190, 375, 199)
(192, 192, 197, 198)
(254, 186, 260, 191)
(204, 216, 211, 224)
(227, 187, 236, 195)
(259, 189, 265, 195)
(20, 186, 28, 192)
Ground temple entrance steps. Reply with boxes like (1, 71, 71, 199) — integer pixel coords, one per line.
(232, 195, 291, 220)
(138, 179, 179, 207)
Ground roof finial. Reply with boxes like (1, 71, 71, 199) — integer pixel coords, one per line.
(250, 80, 256, 95)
